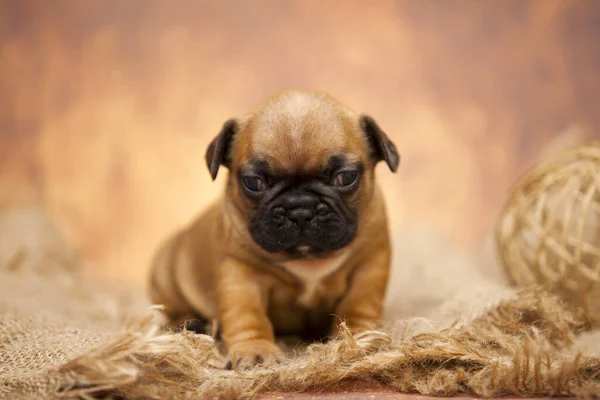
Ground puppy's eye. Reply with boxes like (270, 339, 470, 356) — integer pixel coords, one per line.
(242, 176, 267, 192)
(332, 171, 358, 187)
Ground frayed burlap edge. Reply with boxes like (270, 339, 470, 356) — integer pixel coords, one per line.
(52, 286, 600, 400)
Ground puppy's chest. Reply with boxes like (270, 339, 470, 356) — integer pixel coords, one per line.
(278, 253, 350, 308)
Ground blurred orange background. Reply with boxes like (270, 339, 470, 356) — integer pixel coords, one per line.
(1, 0, 600, 286)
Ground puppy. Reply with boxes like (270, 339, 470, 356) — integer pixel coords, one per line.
(149, 89, 399, 369)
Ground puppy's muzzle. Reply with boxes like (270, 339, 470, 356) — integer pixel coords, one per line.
(249, 188, 354, 254)
(274, 193, 329, 228)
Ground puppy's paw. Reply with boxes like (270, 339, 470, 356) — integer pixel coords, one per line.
(226, 339, 284, 370)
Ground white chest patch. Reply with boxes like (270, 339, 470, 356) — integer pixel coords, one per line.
(280, 250, 350, 308)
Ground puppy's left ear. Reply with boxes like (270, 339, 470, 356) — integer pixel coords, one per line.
(205, 119, 239, 180)
(359, 115, 400, 172)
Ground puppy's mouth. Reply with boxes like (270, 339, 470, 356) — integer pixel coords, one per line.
(285, 244, 325, 257)
(248, 191, 357, 255)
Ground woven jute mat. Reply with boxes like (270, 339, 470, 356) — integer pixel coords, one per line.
(1, 207, 600, 399)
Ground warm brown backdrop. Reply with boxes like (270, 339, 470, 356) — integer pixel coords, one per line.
(1, 0, 600, 285)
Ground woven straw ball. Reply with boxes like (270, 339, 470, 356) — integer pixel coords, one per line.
(495, 143, 600, 321)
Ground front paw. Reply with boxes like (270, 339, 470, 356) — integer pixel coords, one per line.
(226, 339, 284, 370)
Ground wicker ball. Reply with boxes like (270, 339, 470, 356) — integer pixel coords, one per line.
(495, 143, 600, 321)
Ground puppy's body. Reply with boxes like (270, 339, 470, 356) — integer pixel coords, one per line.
(150, 90, 399, 368)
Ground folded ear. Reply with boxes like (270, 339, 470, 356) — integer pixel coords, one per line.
(359, 115, 400, 172)
(205, 119, 239, 180)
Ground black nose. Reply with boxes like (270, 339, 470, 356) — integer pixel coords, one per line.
(288, 207, 315, 226)
(282, 194, 318, 226)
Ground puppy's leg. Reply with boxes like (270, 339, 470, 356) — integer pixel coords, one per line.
(331, 247, 391, 335)
(149, 233, 196, 323)
(217, 258, 283, 369)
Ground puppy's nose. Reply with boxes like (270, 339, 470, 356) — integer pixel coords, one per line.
(287, 208, 315, 226)
(282, 194, 318, 226)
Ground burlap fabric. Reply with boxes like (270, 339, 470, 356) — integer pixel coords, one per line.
(2, 198, 600, 397)
(0, 208, 151, 398)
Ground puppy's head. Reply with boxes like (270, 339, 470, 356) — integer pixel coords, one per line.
(205, 90, 399, 257)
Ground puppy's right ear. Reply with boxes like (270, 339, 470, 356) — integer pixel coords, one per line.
(205, 119, 238, 180)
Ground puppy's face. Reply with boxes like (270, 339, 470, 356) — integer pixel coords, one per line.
(205, 91, 399, 257)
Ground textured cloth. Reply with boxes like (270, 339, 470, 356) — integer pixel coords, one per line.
(1, 209, 600, 399)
